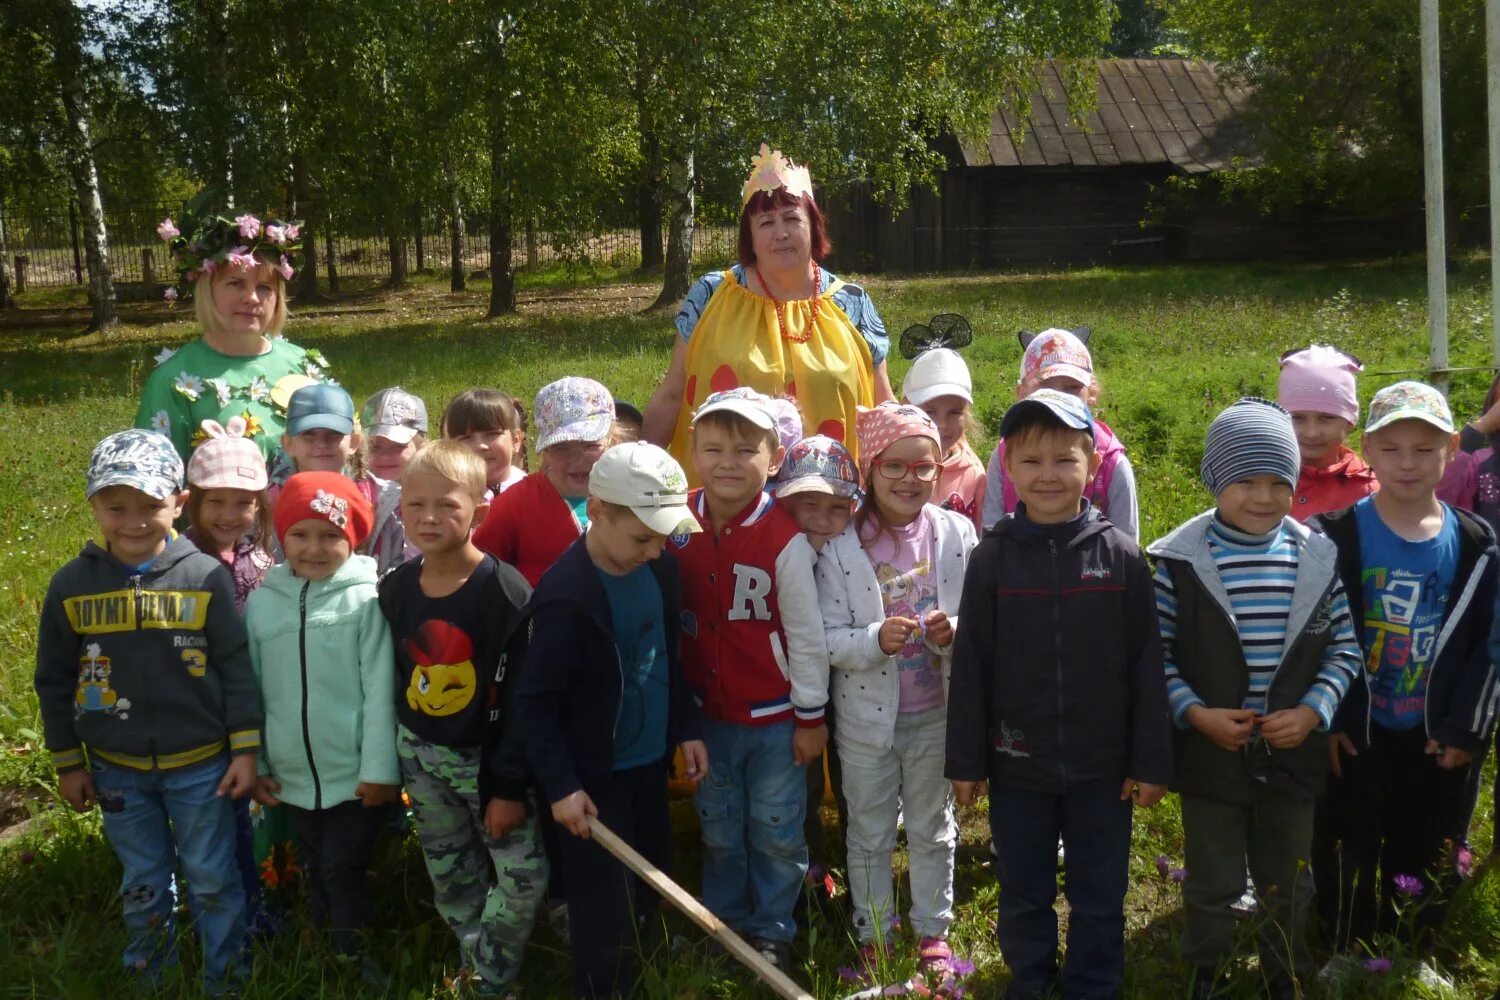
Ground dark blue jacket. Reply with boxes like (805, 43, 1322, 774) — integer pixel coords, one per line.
(514, 536, 701, 805)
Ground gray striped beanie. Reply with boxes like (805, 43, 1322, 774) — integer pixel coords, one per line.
(1200, 397, 1300, 495)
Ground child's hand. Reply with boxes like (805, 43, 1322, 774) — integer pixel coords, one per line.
(217, 755, 258, 799)
(1258, 706, 1321, 749)
(484, 798, 527, 840)
(951, 779, 988, 806)
(58, 770, 96, 812)
(1328, 732, 1358, 778)
(792, 723, 829, 766)
(552, 791, 598, 839)
(1120, 777, 1167, 808)
(923, 611, 954, 648)
(1185, 706, 1256, 751)
(252, 775, 282, 806)
(355, 782, 400, 807)
(678, 740, 709, 784)
(878, 616, 919, 655)
(1425, 739, 1474, 770)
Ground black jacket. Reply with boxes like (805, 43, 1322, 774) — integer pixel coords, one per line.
(377, 555, 534, 803)
(514, 536, 702, 806)
(945, 505, 1172, 793)
(1313, 502, 1500, 753)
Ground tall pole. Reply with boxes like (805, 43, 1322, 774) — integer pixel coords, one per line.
(1421, 0, 1449, 393)
(1488, 0, 1500, 367)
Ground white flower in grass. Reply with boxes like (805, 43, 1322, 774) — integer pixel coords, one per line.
(246, 376, 270, 403)
(206, 377, 232, 407)
(172, 373, 205, 401)
(150, 410, 171, 434)
(154, 346, 177, 366)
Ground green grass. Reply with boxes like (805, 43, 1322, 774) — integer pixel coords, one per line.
(1, 257, 1498, 998)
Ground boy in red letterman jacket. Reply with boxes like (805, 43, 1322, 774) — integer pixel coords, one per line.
(670, 388, 830, 972)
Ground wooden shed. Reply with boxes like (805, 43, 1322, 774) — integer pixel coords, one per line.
(824, 58, 1422, 272)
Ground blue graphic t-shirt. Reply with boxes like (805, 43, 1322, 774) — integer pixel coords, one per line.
(596, 563, 669, 769)
(1355, 497, 1459, 730)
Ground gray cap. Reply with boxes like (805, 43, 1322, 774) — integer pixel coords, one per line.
(361, 387, 429, 444)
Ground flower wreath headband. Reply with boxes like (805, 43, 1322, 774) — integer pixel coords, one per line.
(156, 189, 304, 301)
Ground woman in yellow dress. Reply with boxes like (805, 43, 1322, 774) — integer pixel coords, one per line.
(644, 145, 896, 480)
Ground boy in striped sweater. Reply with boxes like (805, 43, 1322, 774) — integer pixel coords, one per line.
(1147, 398, 1361, 1000)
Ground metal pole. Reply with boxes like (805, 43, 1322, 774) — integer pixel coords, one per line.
(1421, 0, 1449, 393)
(1488, 0, 1500, 366)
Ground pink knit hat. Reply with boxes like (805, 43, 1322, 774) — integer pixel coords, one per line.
(186, 417, 268, 491)
(854, 402, 942, 469)
(1277, 345, 1361, 425)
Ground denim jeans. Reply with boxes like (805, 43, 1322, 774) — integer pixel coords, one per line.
(92, 755, 246, 992)
(838, 707, 955, 942)
(990, 784, 1132, 1000)
(695, 717, 807, 942)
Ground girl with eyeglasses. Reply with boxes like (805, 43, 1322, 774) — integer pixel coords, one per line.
(813, 401, 978, 993)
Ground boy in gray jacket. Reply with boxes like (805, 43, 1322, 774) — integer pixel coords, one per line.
(34, 429, 261, 995)
(1149, 400, 1361, 999)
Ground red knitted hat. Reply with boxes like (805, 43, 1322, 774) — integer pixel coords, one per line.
(273, 471, 374, 549)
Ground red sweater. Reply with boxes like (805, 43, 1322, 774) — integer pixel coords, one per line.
(669, 490, 828, 728)
(1291, 446, 1378, 522)
(472, 470, 581, 586)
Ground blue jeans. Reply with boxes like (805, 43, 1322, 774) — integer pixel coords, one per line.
(990, 784, 1132, 1000)
(694, 717, 807, 942)
(92, 755, 246, 992)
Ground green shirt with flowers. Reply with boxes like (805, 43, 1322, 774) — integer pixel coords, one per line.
(134, 337, 331, 464)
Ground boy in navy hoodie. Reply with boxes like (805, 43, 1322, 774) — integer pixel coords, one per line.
(35, 430, 260, 995)
(516, 442, 707, 999)
(1313, 382, 1499, 948)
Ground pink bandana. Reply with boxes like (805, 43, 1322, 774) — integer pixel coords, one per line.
(855, 402, 942, 469)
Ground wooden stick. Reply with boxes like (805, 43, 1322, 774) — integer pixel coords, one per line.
(585, 815, 815, 1000)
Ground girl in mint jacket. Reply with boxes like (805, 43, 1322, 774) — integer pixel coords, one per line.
(245, 472, 399, 962)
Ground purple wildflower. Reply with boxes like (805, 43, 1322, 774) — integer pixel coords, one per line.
(1364, 956, 1393, 973)
(950, 958, 976, 978)
(838, 966, 860, 982)
(1456, 844, 1474, 878)
(1156, 854, 1172, 878)
(1170, 867, 1189, 883)
(1392, 874, 1423, 897)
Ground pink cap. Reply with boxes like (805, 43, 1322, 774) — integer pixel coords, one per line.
(1277, 345, 1361, 425)
(854, 402, 942, 470)
(1020, 328, 1093, 390)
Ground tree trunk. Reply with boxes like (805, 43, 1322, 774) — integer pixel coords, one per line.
(651, 147, 695, 311)
(324, 226, 339, 294)
(449, 184, 466, 292)
(291, 151, 319, 299)
(54, 3, 117, 332)
(388, 232, 408, 289)
(198, 0, 233, 198)
(0, 197, 14, 309)
(487, 121, 515, 316)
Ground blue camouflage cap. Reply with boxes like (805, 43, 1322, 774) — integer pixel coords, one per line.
(775, 435, 864, 510)
(86, 429, 185, 499)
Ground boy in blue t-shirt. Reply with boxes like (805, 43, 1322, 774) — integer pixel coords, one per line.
(516, 442, 708, 998)
(1313, 381, 1500, 948)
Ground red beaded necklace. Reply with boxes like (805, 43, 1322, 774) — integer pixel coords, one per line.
(754, 261, 821, 344)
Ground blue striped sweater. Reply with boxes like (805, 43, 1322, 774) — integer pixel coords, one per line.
(1154, 516, 1360, 727)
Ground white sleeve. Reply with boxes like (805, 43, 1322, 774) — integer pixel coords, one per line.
(1106, 455, 1140, 542)
(982, 444, 1007, 530)
(775, 533, 831, 721)
(816, 540, 890, 673)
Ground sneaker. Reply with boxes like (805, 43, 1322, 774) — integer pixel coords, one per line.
(918, 936, 965, 993)
(750, 937, 794, 973)
(1230, 869, 1258, 915)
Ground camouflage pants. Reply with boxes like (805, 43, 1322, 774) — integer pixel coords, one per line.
(398, 727, 547, 988)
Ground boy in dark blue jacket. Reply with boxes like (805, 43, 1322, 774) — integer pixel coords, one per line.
(1312, 382, 1499, 949)
(946, 391, 1172, 1000)
(515, 442, 708, 999)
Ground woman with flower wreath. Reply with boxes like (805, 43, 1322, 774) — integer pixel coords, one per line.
(643, 145, 895, 482)
(135, 191, 332, 466)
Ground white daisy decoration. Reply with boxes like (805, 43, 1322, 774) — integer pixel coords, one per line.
(206, 377, 232, 407)
(247, 376, 270, 403)
(324, 377, 341, 387)
(154, 346, 177, 366)
(172, 372, 205, 401)
(150, 410, 171, 434)
(304, 361, 323, 379)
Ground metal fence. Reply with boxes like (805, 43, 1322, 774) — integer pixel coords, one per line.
(1, 202, 740, 290)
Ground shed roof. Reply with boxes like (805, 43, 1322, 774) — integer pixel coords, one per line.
(965, 58, 1259, 174)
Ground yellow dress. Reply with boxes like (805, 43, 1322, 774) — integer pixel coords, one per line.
(668, 270, 876, 484)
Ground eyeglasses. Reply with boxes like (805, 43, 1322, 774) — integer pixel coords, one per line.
(874, 459, 940, 482)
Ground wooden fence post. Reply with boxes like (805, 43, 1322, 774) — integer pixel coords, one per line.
(413, 204, 424, 271)
(142, 247, 155, 285)
(526, 218, 538, 270)
(14, 255, 27, 293)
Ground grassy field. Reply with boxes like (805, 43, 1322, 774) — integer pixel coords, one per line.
(0, 259, 1498, 998)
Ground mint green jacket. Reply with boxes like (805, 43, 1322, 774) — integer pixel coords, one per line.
(245, 555, 398, 810)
